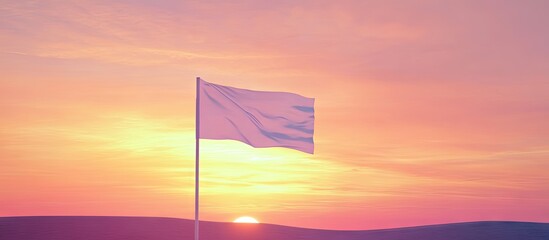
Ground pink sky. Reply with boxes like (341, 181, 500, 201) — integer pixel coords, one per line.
(1, 0, 548, 230)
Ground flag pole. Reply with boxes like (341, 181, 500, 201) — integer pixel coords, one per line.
(195, 77, 201, 240)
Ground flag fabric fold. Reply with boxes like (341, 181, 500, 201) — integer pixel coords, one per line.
(198, 79, 315, 154)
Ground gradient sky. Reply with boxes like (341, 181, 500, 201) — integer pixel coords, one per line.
(1, 0, 548, 230)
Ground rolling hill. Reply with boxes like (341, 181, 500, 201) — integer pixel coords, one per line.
(1, 216, 548, 240)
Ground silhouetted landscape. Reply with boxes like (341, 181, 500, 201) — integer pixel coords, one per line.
(1, 216, 548, 240)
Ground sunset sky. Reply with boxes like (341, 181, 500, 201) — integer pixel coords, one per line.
(1, 0, 548, 230)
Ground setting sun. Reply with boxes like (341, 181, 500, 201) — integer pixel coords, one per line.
(233, 216, 259, 224)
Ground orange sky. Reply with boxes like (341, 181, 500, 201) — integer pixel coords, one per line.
(1, 0, 548, 230)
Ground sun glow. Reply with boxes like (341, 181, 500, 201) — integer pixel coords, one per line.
(233, 216, 259, 224)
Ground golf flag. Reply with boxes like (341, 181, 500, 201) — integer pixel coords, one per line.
(197, 78, 315, 154)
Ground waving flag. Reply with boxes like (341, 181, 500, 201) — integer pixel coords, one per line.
(197, 78, 315, 154)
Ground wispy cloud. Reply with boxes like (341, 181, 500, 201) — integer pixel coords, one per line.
(1, 0, 548, 230)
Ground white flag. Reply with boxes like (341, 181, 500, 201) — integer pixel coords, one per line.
(198, 79, 315, 154)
